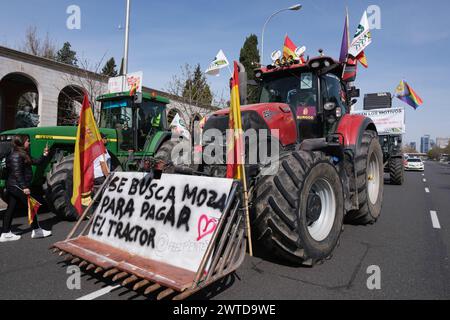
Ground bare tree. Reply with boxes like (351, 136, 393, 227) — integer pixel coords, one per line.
(166, 64, 219, 128)
(20, 26, 56, 59)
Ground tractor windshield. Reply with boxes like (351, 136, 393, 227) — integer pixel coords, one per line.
(100, 98, 134, 150)
(259, 72, 318, 109)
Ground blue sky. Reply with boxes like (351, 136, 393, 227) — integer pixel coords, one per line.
(1, 0, 449, 146)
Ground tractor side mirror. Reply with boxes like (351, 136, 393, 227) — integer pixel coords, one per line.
(348, 87, 360, 98)
(324, 102, 337, 111)
(134, 92, 143, 104)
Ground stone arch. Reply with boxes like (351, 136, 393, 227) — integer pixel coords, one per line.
(57, 85, 84, 126)
(190, 113, 203, 133)
(0, 72, 40, 131)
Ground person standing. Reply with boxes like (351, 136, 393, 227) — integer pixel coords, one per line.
(93, 134, 111, 186)
(0, 136, 52, 242)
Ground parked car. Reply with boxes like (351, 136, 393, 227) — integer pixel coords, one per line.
(405, 158, 425, 171)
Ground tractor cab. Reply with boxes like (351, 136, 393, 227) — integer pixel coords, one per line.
(254, 56, 358, 142)
(97, 92, 170, 153)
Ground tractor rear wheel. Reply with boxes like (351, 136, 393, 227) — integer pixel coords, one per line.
(345, 131, 384, 225)
(44, 155, 79, 221)
(253, 151, 344, 266)
(389, 157, 404, 185)
(154, 139, 190, 173)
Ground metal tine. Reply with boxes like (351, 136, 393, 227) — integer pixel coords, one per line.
(217, 214, 243, 273)
(122, 275, 138, 286)
(79, 261, 88, 268)
(223, 227, 245, 271)
(95, 267, 104, 274)
(206, 200, 240, 280)
(86, 264, 96, 271)
(192, 182, 240, 287)
(71, 258, 81, 264)
(157, 288, 175, 300)
(64, 255, 74, 262)
(133, 280, 150, 291)
(52, 248, 60, 254)
(113, 272, 128, 282)
(59, 251, 68, 257)
(103, 268, 120, 278)
(144, 284, 161, 295)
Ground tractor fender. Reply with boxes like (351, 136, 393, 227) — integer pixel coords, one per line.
(146, 131, 172, 155)
(336, 114, 377, 152)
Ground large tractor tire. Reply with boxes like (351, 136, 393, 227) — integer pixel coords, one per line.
(253, 151, 344, 266)
(345, 131, 384, 225)
(389, 157, 404, 185)
(154, 139, 190, 173)
(44, 155, 79, 221)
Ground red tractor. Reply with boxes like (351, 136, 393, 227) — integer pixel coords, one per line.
(160, 55, 384, 267)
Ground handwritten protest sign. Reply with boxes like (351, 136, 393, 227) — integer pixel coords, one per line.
(88, 172, 233, 273)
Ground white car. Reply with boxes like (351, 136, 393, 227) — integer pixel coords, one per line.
(405, 158, 425, 171)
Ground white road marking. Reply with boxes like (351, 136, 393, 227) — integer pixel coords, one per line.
(76, 285, 121, 301)
(423, 179, 427, 183)
(425, 188, 430, 193)
(430, 211, 441, 229)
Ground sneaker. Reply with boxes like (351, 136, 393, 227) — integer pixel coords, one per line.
(0, 232, 21, 243)
(31, 228, 52, 239)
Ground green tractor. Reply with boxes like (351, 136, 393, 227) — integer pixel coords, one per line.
(0, 91, 177, 221)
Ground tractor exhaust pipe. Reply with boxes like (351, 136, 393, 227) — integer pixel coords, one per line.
(236, 62, 248, 106)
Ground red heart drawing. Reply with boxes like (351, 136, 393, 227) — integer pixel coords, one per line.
(197, 215, 218, 241)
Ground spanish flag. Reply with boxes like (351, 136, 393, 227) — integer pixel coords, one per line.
(28, 195, 41, 225)
(71, 93, 107, 215)
(356, 51, 368, 68)
(283, 35, 306, 64)
(226, 62, 244, 180)
(129, 83, 137, 96)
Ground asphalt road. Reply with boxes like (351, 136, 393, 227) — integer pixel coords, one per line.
(0, 161, 449, 300)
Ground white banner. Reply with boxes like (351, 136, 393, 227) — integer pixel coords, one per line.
(205, 50, 230, 76)
(88, 172, 233, 273)
(352, 108, 406, 135)
(348, 11, 372, 57)
(108, 71, 144, 94)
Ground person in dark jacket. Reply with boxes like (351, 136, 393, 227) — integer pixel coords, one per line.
(0, 135, 52, 242)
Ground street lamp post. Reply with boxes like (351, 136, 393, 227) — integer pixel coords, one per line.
(123, 0, 131, 75)
(260, 4, 302, 66)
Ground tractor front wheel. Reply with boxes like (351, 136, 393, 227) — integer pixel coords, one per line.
(44, 155, 79, 221)
(345, 131, 384, 225)
(253, 151, 344, 266)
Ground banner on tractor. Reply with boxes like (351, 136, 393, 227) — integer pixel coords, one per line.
(108, 71, 143, 94)
(88, 172, 233, 273)
(352, 108, 406, 135)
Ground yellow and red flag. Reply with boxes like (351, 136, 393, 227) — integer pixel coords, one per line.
(129, 83, 137, 96)
(71, 93, 107, 215)
(28, 195, 41, 225)
(283, 35, 306, 64)
(226, 61, 244, 180)
(356, 51, 368, 68)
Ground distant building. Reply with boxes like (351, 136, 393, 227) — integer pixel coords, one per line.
(410, 142, 417, 151)
(436, 137, 449, 149)
(430, 139, 436, 149)
(421, 135, 431, 153)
